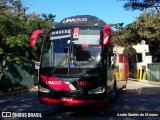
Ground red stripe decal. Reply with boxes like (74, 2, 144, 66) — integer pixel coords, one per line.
(40, 75, 71, 91)
(39, 97, 110, 106)
(39, 98, 61, 105)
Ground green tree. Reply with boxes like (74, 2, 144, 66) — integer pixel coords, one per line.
(0, 0, 55, 64)
(42, 13, 56, 22)
(117, 10, 160, 61)
(118, 0, 160, 11)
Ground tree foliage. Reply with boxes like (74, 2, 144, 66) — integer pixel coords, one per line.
(116, 10, 160, 61)
(118, 0, 160, 11)
(117, 0, 160, 61)
(0, 0, 56, 64)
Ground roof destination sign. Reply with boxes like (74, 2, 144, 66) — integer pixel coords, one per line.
(55, 15, 106, 28)
(62, 18, 88, 23)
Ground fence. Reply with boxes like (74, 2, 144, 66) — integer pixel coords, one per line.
(148, 63, 160, 81)
(0, 62, 35, 91)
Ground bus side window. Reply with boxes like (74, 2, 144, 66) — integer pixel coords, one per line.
(106, 53, 111, 70)
(110, 54, 116, 68)
(107, 46, 114, 70)
(108, 54, 115, 69)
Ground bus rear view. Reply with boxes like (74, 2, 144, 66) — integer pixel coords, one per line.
(30, 15, 128, 107)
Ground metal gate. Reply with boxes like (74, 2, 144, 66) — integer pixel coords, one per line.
(148, 63, 160, 81)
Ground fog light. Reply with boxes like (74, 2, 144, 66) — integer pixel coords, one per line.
(38, 85, 50, 93)
(88, 86, 105, 94)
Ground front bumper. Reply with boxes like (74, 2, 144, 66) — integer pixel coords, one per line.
(38, 90, 110, 106)
(39, 97, 110, 107)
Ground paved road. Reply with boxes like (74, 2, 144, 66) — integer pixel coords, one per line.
(0, 80, 160, 120)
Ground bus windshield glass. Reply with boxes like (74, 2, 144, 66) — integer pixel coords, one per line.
(41, 28, 102, 68)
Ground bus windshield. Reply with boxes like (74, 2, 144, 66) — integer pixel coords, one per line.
(41, 27, 102, 68)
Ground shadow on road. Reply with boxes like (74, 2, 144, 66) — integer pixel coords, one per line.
(40, 86, 160, 119)
(115, 87, 160, 111)
(0, 84, 160, 119)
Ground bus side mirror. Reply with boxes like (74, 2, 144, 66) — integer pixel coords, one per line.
(102, 25, 111, 45)
(30, 30, 44, 48)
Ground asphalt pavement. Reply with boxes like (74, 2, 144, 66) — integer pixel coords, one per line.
(0, 79, 160, 120)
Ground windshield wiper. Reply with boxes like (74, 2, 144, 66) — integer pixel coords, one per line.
(67, 41, 89, 77)
(72, 57, 89, 77)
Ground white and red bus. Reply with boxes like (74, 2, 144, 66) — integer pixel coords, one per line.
(30, 15, 129, 107)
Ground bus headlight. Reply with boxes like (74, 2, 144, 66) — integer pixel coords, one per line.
(88, 86, 105, 94)
(38, 85, 50, 93)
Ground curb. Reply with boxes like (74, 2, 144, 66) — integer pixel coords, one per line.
(129, 78, 160, 86)
(0, 86, 38, 97)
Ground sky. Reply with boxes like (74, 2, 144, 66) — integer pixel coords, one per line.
(24, 0, 141, 26)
